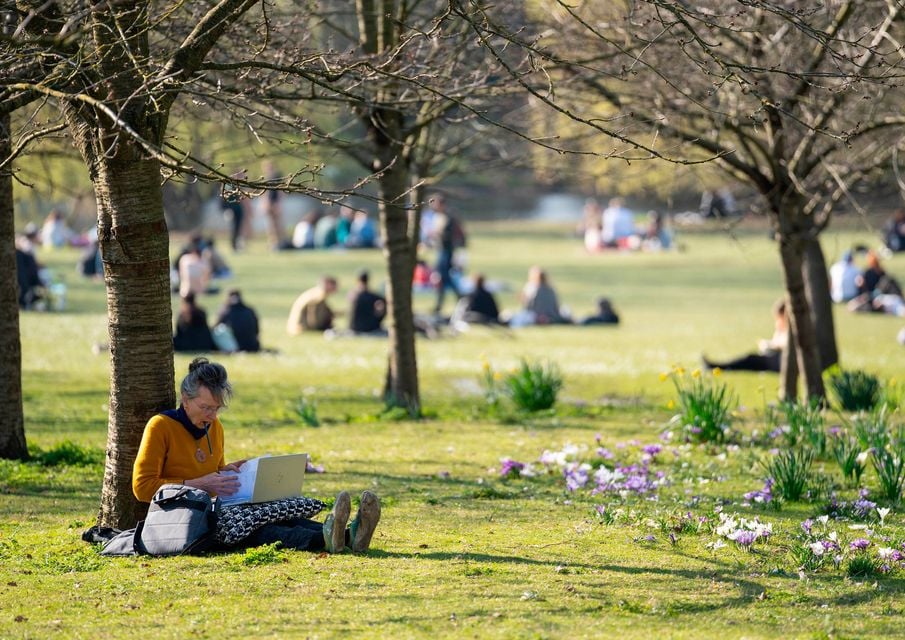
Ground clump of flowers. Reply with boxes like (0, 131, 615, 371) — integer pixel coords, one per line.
(743, 478, 774, 505)
(539, 443, 582, 468)
(498, 457, 536, 479)
(535, 441, 669, 500)
(791, 514, 905, 576)
(563, 462, 592, 491)
(821, 490, 878, 521)
(592, 463, 667, 498)
(641, 444, 662, 462)
(713, 513, 772, 551)
(663, 366, 737, 444)
(849, 538, 871, 551)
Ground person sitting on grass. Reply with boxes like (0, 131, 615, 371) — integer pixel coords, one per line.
(215, 289, 260, 352)
(580, 297, 620, 325)
(287, 276, 339, 335)
(520, 266, 570, 325)
(450, 273, 503, 328)
(133, 357, 381, 553)
(173, 293, 217, 353)
(348, 270, 387, 335)
(702, 298, 787, 372)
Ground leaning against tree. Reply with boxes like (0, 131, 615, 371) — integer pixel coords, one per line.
(132, 357, 380, 553)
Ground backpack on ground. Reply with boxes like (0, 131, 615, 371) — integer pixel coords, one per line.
(100, 484, 219, 557)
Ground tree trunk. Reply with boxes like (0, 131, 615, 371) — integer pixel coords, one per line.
(0, 110, 28, 460)
(374, 115, 420, 414)
(779, 315, 799, 402)
(379, 163, 420, 414)
(778, 236, 826, 402)
(94, 158, 176, 529)
(803, 236, 838, 370)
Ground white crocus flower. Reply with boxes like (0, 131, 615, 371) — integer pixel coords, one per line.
(877, 507, 891, 524)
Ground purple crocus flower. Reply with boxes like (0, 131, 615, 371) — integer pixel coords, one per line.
(822, 539, 840, 552)
(642, 444, 662, 460)
(743, 478, 773, 504)
(499, 458, 525, 478)
(563, 464, 589, 491)
(596, 447, 615, 460)
(732, 530, 758, 549)
(850, 538, 870, 551)
(852, 498, 877, 518)
(801, 519, 814, 535)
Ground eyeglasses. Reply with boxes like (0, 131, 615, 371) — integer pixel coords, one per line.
(194, 399, 223, 415)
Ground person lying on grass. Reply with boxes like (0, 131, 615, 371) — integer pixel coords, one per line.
(132, 357, 380, 553)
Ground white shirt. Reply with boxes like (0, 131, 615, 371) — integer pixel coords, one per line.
(601, 206, 636, 243)
(829, 260, 860, 303)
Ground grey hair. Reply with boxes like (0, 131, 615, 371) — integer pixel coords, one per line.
(180, 357, 233, 406)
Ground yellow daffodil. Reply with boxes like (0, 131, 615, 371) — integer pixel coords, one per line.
(713, 367, 722, 377)
(659, 372, 669, 382)
(692, 368, 701, 378)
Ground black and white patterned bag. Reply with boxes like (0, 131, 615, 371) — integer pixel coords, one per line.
(215, 497, 326, 546)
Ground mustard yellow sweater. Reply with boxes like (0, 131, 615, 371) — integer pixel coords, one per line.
(132, 413, 225, 503)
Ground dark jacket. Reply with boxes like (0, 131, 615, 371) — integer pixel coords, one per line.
(174, 308, 216, 352)
(349, 289, 386, 333)
(216, 302, 260, 352)
(463, 287, 500, 323)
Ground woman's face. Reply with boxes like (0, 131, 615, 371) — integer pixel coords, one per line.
(182, 385, 222, 428)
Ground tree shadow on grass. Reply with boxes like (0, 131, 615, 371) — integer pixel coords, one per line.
(367, 548, 905, 614)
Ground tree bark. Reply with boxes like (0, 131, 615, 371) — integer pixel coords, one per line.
(803, 236, 838, 370)
(367, 100, 421, 414)
(0, 110, 28, 460)
(93, 158, 176, 528)
(779, 315, 799, 402)
(778, 236, 826, 402)
(377, 137, 420, 415)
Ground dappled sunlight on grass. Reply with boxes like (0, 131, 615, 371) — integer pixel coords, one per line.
(7, 224, 905, 638)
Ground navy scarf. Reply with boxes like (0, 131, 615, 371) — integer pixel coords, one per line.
(161, 405, 209, 441)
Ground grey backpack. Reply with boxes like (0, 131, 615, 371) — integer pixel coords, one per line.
(101, 484, 219, 557)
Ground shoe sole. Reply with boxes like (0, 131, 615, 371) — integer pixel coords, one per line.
(328, 491, 351, 553)
(352, 491, 381, 553)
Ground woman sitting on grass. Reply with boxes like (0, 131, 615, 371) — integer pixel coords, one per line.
(702, 299, 787, 373)
(132, 357, 380, 553)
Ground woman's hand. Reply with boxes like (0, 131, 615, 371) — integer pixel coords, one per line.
(221, 459, 247, 472)
(186, 470, 241, 496)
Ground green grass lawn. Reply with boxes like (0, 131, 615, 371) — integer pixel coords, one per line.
(2, 221, 904, 639)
